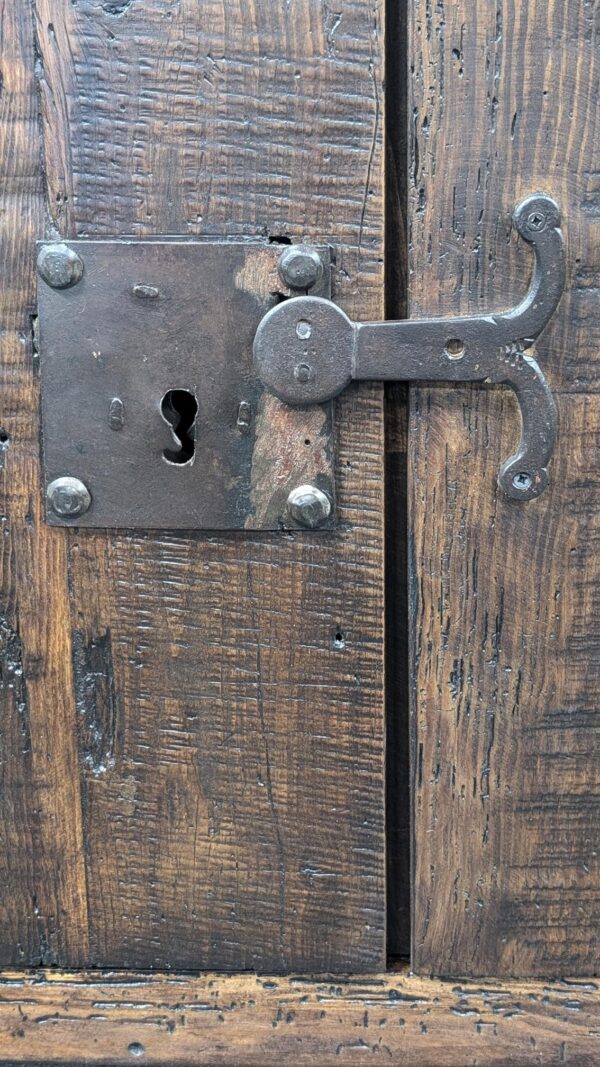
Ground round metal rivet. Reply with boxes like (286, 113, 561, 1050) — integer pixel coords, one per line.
(287, 484, 331, 529)
(278, 247, 323, 291)
(293, 362, 313, 383)
(296, 319, 312, 339)
(445, 338, 465, 360)
(37, 244, 84, 289)
(47, 476, 92, 518)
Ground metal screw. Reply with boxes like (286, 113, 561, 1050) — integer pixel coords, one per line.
(293, 362, 313, 383)
(287, 484, 331, 528)
(512, 471, 533, 492)
(37, 244, 84, 289)
(278, 247, 323, 291)
(526, 210, 547, 233)
(47, 476, 92, 518)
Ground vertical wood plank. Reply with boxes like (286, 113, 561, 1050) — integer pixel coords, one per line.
(30, 0, 388, 971)
(410, 0, 600, 975)
(0, 6, 89, 964)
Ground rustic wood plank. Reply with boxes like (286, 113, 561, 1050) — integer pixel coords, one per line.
(29, 0, 388, 970)
(409, 1, 600, 975)
(0, 967, 598, 1065)
(385, 384, 411, 959)
(0, 5, 89, 966)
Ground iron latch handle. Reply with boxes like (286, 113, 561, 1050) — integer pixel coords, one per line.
(254, 195, 566, 500)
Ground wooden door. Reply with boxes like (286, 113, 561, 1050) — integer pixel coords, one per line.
(0, 0, 599, 1061)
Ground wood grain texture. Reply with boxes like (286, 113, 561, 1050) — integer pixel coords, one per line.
(385, 384, 410, 959)
(409, 1, 600, 975)
(25, 0, 388, 970)
(0, 967, 598, 1065)
(0, 5, 89, 966)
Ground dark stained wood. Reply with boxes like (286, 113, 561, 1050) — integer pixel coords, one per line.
(0, 967, 598, 1065)
(409, 1, 600, 975)
(0, 4, 89, 966)
(23, 0, 388, 970)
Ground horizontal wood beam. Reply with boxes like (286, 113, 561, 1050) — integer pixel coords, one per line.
(0, 967, 597, 1064)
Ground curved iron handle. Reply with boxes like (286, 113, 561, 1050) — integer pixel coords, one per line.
(254, 194, 566, 500)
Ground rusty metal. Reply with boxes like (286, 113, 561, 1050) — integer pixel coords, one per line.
(254, 195, 566, 500)
(38, 240, 334, 529)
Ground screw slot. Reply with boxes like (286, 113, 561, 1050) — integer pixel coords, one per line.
(527, 210, 547, 232)
(445, 338, 465, 360)
(512, 471, 533, 492)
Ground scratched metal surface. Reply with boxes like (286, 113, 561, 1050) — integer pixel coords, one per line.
(38, 240, 334, 529)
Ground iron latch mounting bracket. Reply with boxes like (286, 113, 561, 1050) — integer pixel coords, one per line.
(36, 195, 565, 530)
(254, 194, 566, 501)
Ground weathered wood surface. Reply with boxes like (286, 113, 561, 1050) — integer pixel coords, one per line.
(0, 0, 388, 971)
(386, 384, 410, 959)
(0, 0, 89, 966)
(409, 1, 600, 975)
(0, 968, 598, 1065)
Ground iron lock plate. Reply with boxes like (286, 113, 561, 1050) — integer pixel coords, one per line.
(37, 240, 335, 530)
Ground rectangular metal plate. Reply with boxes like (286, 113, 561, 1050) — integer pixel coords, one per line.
(38, 240, 335, 529)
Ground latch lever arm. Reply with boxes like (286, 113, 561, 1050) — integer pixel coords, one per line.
(254, 195, 566, 500)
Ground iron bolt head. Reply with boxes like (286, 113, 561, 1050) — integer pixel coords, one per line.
(287, 484, 331, 529)
(526, 210, 547, 233)
(37, 244, 84, 289)
(47, 476, 92, 518)
(278, 246, 323, 291)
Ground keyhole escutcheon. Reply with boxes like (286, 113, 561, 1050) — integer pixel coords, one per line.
(161, 389, 198, 465)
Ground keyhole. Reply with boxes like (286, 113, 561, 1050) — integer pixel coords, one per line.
(161, 389, 198, 465)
